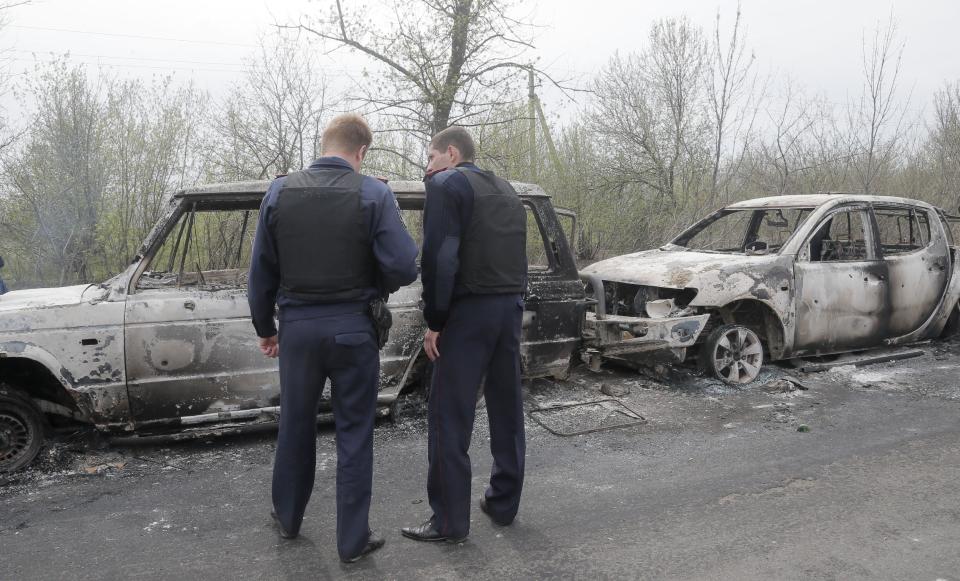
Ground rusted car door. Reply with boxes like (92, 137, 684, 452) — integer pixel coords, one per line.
(521, 198, 585, 378)
(124, 202, 279, 422)
(873, 204, 950, 337)
(793, 205, 890, 353)
(378, 200, 426, 396)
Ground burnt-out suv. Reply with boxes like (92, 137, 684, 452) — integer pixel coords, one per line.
(580, 194, 960, 384)
(0, 179, 585, 472)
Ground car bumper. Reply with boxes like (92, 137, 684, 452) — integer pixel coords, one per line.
(582, 311, 710, 355)
(579, 273, 710, 366)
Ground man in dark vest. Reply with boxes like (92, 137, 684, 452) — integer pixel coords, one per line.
(0, 256, 7, 295)
(248, 113, 419, 563)
(401, 126, 528, 543)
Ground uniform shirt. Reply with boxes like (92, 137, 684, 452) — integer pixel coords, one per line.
(248, 156, 420, 338)
(420, 162, 483, 332)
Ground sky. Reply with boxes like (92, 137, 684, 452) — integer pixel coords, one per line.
(1, 0, 959, 122)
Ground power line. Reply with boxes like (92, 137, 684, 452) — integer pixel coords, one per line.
(9, 55, 360, 78)
(9, 24, 257, 48)
(10, 56, 246, 75)
(13, 49, 248, 69)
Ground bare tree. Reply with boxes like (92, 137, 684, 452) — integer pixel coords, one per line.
(592, 17, 710, 202)
(706, 3, 759, 202)
(930, 82, 960, 208)
(99, 77, 207, 270)
(751, 80, 819, 195)
(848, 17, 908, 194)
(208, 37, 330, 181)
(1, 61, 109, 285)
(0, 1, 30, 151)
(294, 0, 556, 172)
(0, 60, 208, 287)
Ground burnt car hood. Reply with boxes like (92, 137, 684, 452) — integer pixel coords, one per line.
(0, 284, 93, 313)
(582, 249, 773, 289)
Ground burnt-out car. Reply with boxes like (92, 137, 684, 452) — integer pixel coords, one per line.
(580, 194, 960, 384)
(0, 180, 584, 472)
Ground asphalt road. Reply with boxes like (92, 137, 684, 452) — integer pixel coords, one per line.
(2, 343, 960, 581)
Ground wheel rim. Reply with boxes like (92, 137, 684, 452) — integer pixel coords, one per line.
(0, 411, 34, 467)
(713, 327, 763, 384)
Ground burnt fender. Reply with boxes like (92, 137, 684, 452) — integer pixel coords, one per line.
(0, 341, 129, 425)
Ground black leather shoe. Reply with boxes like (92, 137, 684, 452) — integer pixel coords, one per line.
(341, 531, 385, 563)
(270, 510, 297, 539)
(400, 519, 466, 543)
(479, 498, 514, 526)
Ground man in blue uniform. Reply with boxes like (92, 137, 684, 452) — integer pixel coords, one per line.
(402, 126, 528, 543)
(248, 113, 419, 563)
(0, 256, 7, 295)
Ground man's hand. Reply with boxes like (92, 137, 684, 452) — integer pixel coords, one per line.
(424, 329, 441, 361)
(259, 335, 279, 358)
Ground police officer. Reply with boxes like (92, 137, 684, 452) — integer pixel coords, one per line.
(401, 126, 528, 543)
(0, 256, 7, 295)
(248, 113, 419, 563)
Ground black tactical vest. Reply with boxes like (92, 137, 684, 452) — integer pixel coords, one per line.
(270, 167, 376, 302)
(456, 168, 527, 294)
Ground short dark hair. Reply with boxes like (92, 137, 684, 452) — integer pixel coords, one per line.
(430, 126, 475, 161)
(321, 113, 373, 154)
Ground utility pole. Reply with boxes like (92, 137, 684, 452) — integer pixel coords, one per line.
(528, 65, 537, 182)
(535, 98, 565, 182)
(528, 67, 565, 181)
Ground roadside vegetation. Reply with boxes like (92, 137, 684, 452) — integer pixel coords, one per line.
(0, 0, 958, 287)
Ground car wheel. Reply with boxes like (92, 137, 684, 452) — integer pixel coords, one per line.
(0, 387, 46, 473)
(701, 324, 764, 385)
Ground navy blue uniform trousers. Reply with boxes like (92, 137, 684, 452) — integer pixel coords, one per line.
(273, 311, 378, 560)
(428, 293, 526, 538)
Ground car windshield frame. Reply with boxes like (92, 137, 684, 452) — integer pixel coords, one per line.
(668, 206, 816, 255)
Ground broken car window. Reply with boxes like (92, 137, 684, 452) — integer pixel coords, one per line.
(751, 209, 813, 253)
(875, 206, 931, 255)
(137, 207, 259, 291)
(526, 204, 552, 270)
(556, 212, 577, 257)
(675, 208, 812, 254)
(809, 209, 870, 262)
(676, 210, 753, 253)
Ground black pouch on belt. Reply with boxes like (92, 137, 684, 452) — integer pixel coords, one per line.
(368, 298, 393, 349)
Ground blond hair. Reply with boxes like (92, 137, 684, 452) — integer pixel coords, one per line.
(321, 113, 373, 154)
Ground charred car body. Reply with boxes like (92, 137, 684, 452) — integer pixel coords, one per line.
(581, 194, 960, 384)
(0, 180, 584, 472)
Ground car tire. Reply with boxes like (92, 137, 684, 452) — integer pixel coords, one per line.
(0, 386, 46, 473)
(700, 324, 764, 385)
